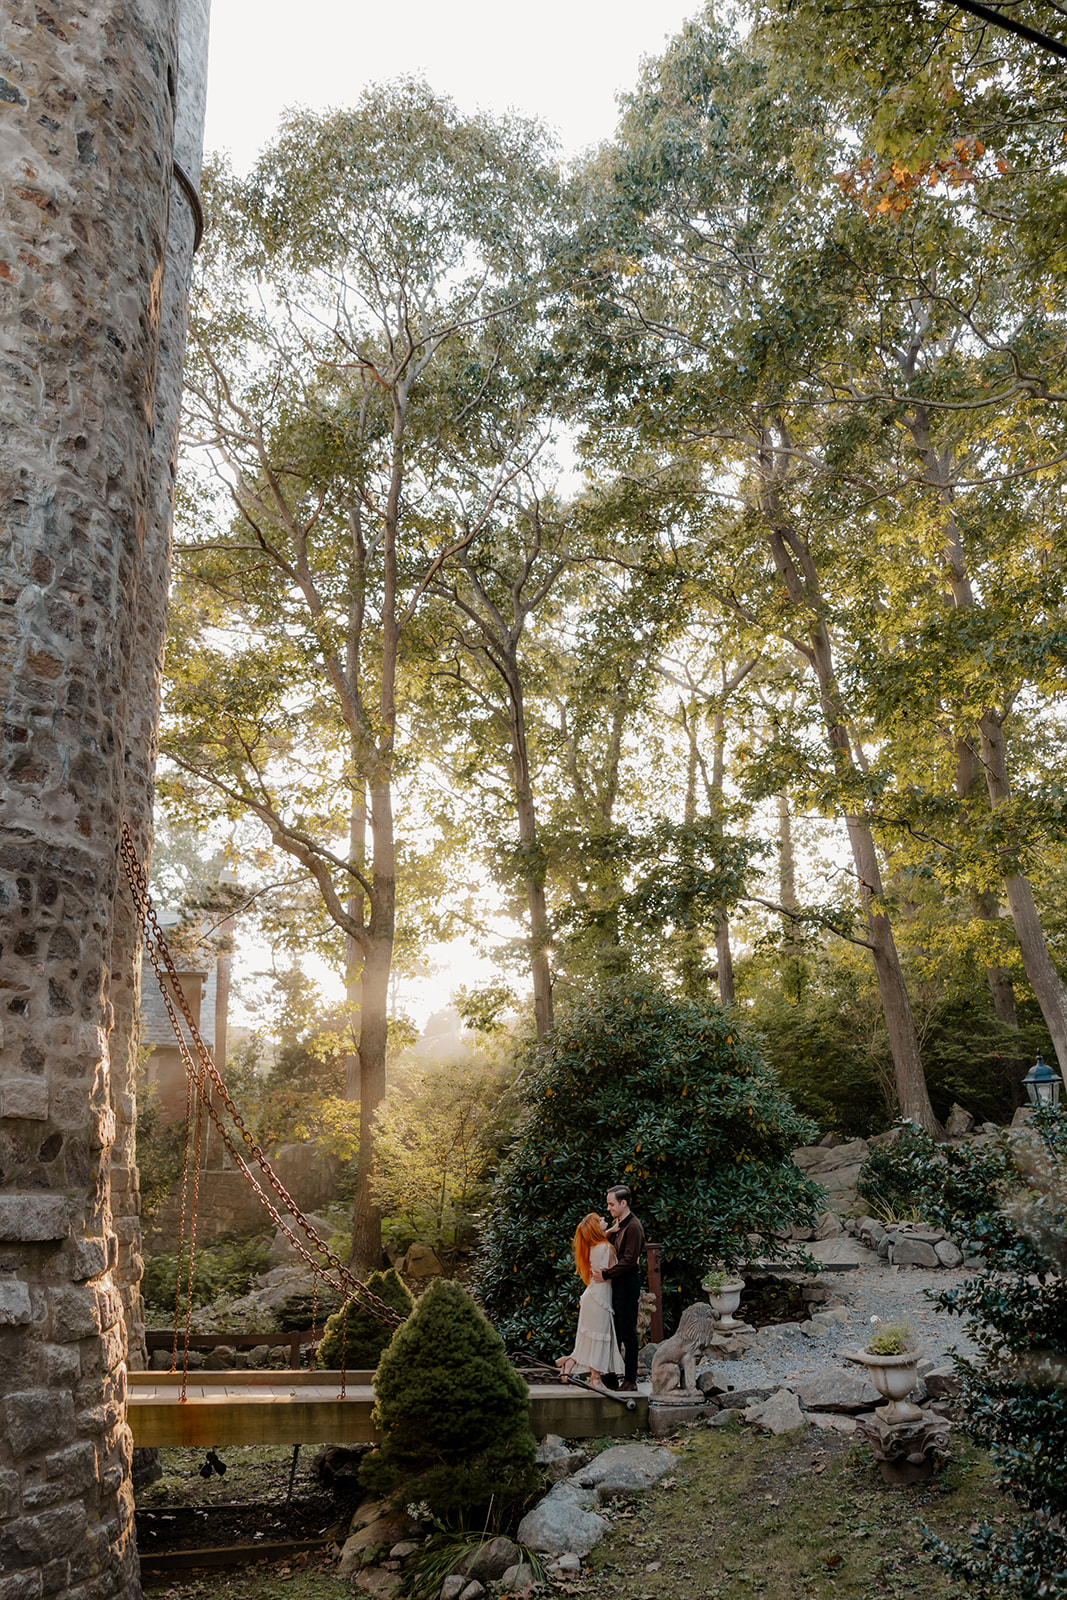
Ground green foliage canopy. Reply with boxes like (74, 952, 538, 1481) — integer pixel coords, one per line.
(478, 979, 821, 1349)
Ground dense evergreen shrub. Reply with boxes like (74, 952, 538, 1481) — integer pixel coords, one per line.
(856, 1124, 1041, 1265)
(359, 1278, 537, 1526)
(316, 1268, 413, 1368)
(477, 980, 822, 1350)
(927, 1107, 1067, 1597)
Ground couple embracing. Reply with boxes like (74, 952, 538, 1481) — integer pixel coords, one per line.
(558, 1184, 644, 1393)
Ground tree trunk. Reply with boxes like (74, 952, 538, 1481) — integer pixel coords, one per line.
(763, 509, 939, 1132)
(953, 739, 1018, 1026)
(979, 714, 1067, 1072)
(349, 932, 390, 1273)
(504, 650, 554, 1039)
(349, 779, 395, 1273)
(715, 920, 736, 1007)
(344, 784, 367, 1101)
(0, 0, 192, 1590)
(913, 420, 1065, 1076)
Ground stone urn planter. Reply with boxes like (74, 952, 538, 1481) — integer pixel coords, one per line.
(858, 1347, 923, 1424)
(702, 1277, 745, 1331)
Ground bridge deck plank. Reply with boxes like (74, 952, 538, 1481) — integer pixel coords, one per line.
(126, 1374, 645, 1448)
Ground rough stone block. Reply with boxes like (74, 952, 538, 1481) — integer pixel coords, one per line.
(648, 1402, 707, 1436)
(43, 1343, 81, 1386)
(457, 1536, 521, 1582)
(890, 1237, 939, 1268)
(94, 1284, 123, 1331)
(50, 1285, 100, 1341)
(4, 1390, 76, 1457)
(0, 1081, 50, 1119)
(575, 1443, 677, 1497)
(46, 1441, 97, 1494)
(945, 1103, 975, 1138)
(2, 1502, 87, 1563)
(934, 1239, 964, 1268)
(0, 1279, 33, 1325)
(22, 1482, 65, 1512)
(924, 1364, 962, 1400)
(517, 1480, 609, 1557)
(0, 1573, 44, 1600)
(0, 1196, 69, 1242)
(39, 1560, 70, 1598)
(0, 1466, 20, 1520)
(794, 1367, 880, 1413)
(71, 1239, 108, 1282)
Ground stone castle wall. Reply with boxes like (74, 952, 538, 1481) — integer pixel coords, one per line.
(0, 1, 203, 1594)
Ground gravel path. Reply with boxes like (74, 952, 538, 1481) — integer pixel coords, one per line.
(671, 1259, 985, 1395)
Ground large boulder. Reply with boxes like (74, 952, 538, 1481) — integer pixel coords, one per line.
(268, 1214, 334, 1265)
(535, 1434, 589, 1483)
(399, 1243, 443, 1279)
(889, 1236, 939, 1268)
(805, 1237, 874, 1267)
(945, 1103, 975, 1139)
(744, 1389, 806, 1434)
(793, 1366, 881, 1413)
(457, 1537, 521, 1582)
(574, 1444, 677, 1501)
(517, 1480, 609, 1557)
(338, 1509, 420, 1576)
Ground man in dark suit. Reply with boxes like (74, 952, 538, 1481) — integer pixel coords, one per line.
(591, 1183, 645, 1391)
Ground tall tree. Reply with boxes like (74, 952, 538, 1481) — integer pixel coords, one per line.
(574, 14, 943, 1127)
(166, 83, 563, 1269)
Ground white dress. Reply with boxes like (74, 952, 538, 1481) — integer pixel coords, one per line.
(567, 1242, 624, 1375)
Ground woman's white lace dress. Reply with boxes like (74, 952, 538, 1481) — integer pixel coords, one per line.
(567, 1242, 624, 1374)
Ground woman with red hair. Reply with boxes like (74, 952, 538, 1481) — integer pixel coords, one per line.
(555, 1213, 624, 1389)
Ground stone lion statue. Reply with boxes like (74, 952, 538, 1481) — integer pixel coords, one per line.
(650, 1302, 719, 1396)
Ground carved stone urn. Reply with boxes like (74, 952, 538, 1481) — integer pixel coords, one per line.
(859, 1348, 923, 1424)
(704, 1278, 745, 1331)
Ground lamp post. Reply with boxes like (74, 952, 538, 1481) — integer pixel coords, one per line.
(1023, 1053, 1062, 1109)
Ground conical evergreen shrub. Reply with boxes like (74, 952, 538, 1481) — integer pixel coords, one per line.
(359, 1277, 537, 1525)
(316, 1268, 414, 1369)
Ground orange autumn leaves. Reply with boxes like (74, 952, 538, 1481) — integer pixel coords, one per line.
(838, 137, 1003, 218)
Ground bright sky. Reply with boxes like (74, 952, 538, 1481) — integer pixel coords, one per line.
(203, 0, 702, 172)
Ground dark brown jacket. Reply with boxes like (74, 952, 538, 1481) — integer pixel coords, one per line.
(602, 1211, 644, 1281)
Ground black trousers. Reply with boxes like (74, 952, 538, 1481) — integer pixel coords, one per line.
(611, 1272, 641, 1385)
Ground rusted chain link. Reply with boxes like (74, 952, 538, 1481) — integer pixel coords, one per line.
(119, 823, 403, 1331)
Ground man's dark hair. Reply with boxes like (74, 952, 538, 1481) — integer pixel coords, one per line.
(607, 1184, 632, 1207)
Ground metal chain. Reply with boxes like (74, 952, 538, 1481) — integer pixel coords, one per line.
(171, 1052, 198, 1374)
(119, 823, 403, 1331)
(179, 1083, 206, 1403)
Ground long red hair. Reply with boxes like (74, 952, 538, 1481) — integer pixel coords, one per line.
(573, 1213, 614, 1286)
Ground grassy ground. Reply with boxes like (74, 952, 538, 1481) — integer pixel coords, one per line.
(140, 1423, 1013, 1600)
(582, 1421, 1010, 1600)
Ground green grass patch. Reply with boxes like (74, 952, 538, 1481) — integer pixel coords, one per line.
(583, 1424, 1012, 1600)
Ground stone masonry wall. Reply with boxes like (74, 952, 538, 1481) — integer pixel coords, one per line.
(0, 3, 188, 1596)
(108, 0, 211, 1377)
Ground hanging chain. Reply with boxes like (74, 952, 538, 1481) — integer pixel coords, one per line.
(120, 823, 402, 1331)
(179, 1083, 206, 1403)
(170, 1052, 198, 1375)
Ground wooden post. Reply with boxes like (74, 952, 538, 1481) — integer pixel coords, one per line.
(646, 1242, 663, 1342)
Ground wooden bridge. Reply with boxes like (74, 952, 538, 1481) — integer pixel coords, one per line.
(127, 1369, 647, 1449)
